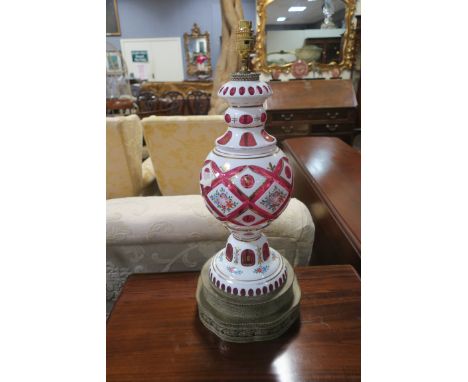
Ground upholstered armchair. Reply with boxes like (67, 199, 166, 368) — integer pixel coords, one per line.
(142, 115, 226, 195)
(106, 195, 315, 313)
(106, 115, 156, 199)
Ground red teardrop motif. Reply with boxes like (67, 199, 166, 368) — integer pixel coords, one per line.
(248, 87, 255, 95)
(217, 131, 232, 145)
(224, 113, 231, 123)
(226, 243, 233, 261)
(239, 132, 257, 147)
(256, 86, 263, 94)
(260, 112, 267, 122)
(223, 87, 229, 95)
(239, 86, 245, 95)
(241, 249, 256, 266)
(239, 114, 253, 124)
(262, 243, 270, 261)
(230, 87, 236, 96)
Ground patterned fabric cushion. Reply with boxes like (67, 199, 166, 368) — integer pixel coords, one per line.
(142, 115, 226, 195)
(141, 158, 155, 188)
(106, 195, 315, 313)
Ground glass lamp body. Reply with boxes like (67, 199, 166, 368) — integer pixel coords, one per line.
(199, 79, 294, 297)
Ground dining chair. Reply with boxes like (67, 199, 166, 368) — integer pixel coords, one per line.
(186, 90, 211, 115)
(161, 91, 185, 115)
(137, 91, 160, 118)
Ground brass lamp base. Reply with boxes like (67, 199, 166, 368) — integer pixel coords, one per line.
(196, 258, 301, 343)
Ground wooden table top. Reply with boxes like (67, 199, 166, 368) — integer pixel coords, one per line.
(107, 265, 361, 381)
(284, 137, 361, 253)
(106, 98, 134, 110)
(265, 79, 357, 111)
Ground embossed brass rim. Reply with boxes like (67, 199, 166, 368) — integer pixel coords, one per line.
(253, 0, 357, 74)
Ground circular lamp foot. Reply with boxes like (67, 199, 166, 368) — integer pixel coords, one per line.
(196, 256, 301, 343)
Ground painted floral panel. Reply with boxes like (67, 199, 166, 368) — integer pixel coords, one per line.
(208, 185, 241, 215)
(257, 183, 289, 214)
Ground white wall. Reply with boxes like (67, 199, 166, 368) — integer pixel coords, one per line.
(107, 0, 257, 79)
(120, 37, 184, 81)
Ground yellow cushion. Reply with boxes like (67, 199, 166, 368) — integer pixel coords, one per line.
(142, 115, 226, 195)
(106, 115, 143, 199)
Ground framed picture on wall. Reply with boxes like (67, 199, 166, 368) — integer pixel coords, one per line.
(106, 0, 121, 36)
(106, 51, 124, 74)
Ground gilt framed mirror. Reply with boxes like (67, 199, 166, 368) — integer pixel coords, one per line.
(253, 0, 357, 74)
(183, 23, 212, 79)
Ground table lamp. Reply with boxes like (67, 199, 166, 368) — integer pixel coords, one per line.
(196, 20, 301, 343)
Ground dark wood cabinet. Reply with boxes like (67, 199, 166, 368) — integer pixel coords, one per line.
(282, 137, 361, 274)
(265, 79, 358, 145)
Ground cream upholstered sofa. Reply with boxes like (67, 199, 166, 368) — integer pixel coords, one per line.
(106, 115, 156, 199)
(106, 115, 315, 314)
(107, 195, 315, 313)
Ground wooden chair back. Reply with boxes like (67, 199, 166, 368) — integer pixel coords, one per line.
(160, 91, 185, 115)
(186, 90, 211, 115)
(137, 91, 160, 118)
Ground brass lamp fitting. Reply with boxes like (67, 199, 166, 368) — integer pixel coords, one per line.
(236, 20, 254, 72)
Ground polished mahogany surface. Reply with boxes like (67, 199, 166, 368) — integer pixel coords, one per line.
(283, 137, 361, 272)
(106, 98, 136, 116)
(107, 266, 361, 382)
(265, 80, 357, 110)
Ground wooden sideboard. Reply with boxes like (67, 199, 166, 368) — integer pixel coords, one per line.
(283, 137, 361, 273)
(265, 79, 358, 145)
(140, 80, 213, 96)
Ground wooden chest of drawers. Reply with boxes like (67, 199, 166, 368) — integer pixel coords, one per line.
(283, 137, 361, 273)
(265, 79, 358, 144)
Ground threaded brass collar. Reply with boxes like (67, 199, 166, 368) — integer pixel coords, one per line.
(231, 71, 260, 81)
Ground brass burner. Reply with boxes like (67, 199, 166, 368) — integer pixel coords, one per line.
(232, 20, 257, 81)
